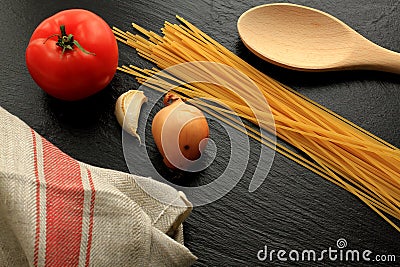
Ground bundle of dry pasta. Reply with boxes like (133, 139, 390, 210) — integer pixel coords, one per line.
(113, 17, 400, 231)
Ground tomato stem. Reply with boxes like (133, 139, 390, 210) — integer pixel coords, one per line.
(44, 25, 96, 57)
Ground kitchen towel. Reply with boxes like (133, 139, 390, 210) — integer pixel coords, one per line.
(0, 106, 196, 266)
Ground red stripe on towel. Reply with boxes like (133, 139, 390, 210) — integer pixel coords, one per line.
(31, 130, 40, 267)
(42, 138, 84, 267)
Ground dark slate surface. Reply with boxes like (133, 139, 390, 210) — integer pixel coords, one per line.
(1, 0, 399, 266)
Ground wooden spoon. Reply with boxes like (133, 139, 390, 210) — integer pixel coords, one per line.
(237, 3, 400, 74)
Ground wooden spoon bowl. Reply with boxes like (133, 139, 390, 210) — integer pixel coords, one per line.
(238, 3, 400, 74)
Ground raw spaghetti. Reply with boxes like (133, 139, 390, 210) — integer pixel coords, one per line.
(113, 17, 400, 231)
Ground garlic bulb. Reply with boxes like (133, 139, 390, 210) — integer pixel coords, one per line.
(115, 90, 148, 142)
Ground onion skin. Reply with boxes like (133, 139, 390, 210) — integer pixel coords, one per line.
(152, 95, 209, 170)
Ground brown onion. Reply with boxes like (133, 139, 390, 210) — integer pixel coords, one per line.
(152, 93, 209, 170)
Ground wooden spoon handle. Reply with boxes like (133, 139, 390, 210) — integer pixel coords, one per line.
(374, 49, 400, 75)
(358, 44, 400, 74)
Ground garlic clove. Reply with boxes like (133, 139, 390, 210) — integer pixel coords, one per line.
(115, 90, 148, 142)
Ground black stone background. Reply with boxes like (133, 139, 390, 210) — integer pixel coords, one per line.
(1, 0, 399, 266)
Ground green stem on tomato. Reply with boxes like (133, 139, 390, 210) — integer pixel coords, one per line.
(44, 25, 96, 57)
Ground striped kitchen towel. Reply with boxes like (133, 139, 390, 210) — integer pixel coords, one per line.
(0, 106, 196, 266)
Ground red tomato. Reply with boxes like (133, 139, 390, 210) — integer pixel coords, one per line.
(26, 9, 118, 101)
